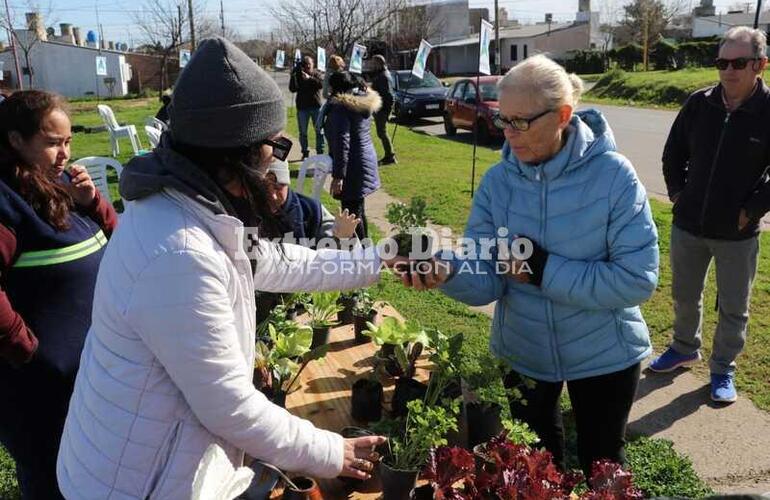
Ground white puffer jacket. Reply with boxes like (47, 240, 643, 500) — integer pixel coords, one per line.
(57, 188, 379, 499)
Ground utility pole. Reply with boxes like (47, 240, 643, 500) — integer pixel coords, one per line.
(219, 0, 225, 37)
(754, 0, 762, 28)
(642, 1, 649, 71)
(494, 0, 500, 74)
(187, 0, 195, 50)
(177, 4, 183, 45)
(3, 0, 23, 89)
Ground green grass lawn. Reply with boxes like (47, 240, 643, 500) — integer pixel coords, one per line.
(586, 68, 720, 109)
(68, 97, 160, 163)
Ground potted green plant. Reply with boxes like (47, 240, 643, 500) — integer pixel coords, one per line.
(254, 323, 329, 407)
(386, 196, 431, 259)
(380, 399, 459, 500)
(364, 317, 430, 416)
(306, 291, 342, 349)
(352, 288, 378, 343)
(337, 290, 357, 325)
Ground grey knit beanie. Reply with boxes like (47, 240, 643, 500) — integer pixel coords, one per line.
(170, 36, 286, 148)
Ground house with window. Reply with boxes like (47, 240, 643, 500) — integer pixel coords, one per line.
(0, 12, 179, 97)
(431, 0, 601, 75)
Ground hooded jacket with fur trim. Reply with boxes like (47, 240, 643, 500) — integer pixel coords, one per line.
(325, 90, 382, 201)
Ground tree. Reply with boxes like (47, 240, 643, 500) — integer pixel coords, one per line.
(0, 2, 57, 88)
(270, 0, 407, 59)
(388, 3, 440, 55)
(133, 0, 224, 95)
(620, 0, 687, 70)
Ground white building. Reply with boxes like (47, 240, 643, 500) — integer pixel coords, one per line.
(692, 11, 770, 38)
(0, 16, 132, 98)
(432, 0, 601, 75)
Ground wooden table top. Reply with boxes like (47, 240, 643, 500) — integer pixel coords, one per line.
(280, 304, 410, 499)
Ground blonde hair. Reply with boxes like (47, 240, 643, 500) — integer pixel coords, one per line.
(329, 55, 345, 71)
(498, 54, 584, 110)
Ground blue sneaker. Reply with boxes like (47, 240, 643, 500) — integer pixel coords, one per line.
(711, 373, 737, 403)
(649, 347, 701, 372)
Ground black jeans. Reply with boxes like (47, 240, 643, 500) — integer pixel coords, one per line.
(341, 198, 368, 240)
(374, 104, 393, 157)
(504, 362, 641, 477)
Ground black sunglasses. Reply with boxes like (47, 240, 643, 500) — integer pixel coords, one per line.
(262, 136, 293, 161)
(493, 109, 554, 132)
(715, 57, 760, 70)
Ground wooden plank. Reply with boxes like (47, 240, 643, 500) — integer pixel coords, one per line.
(279, 303, 427, 499)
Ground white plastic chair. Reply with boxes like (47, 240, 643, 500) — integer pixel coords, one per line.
(72, 156, 123, 209)
(145, 125, 161, 149)
(97, 104, 142, 157)
(295, 154, 333, 201)
(145, 116, 168, 131)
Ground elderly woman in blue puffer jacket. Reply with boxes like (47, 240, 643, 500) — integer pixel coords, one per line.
(404, 55, 659, 477)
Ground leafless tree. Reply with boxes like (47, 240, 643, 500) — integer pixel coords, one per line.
(388, 3, 440, 55)
(0, 1, 56, 87)
(270, 0, 407, 59)
(133, 0, 212, 94)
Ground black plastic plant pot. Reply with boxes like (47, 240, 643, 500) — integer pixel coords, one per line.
(340, 427, 383, 493)
(410, 484, 435, 500)
(310, 326, 330, 350)
(338, 296, 357, 325)
(379, 461, 419, 500)
(354, 310, 378, 343)
(392, 377, 428, 417)
(351, 378, 383, 422)
(466, 402, 503, 449)
(281, 476, 322, 500)
(260, 386, 287, 408)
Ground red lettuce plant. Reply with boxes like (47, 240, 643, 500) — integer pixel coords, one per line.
(579, 460, 643, 500)
(421, 431, 643, 500)
(421, 446, 477, 499)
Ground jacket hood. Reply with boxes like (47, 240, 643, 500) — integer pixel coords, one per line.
(330, 89, 382, 116)
(501, 108, 617, 181)
(119, 133, 235, 216)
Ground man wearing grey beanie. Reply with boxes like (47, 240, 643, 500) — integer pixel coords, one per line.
(57, 36, 387, 499)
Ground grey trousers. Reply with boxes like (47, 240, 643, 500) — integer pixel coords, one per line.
(670, 225, 759, 375)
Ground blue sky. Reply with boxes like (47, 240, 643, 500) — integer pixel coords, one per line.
(2, 0, 760, 47)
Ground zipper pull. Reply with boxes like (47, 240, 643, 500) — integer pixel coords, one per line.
(535, 171, 541, 181)
(725, 112, 730, 123)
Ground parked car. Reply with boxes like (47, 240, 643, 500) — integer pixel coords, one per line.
(444, 76, 504, 144)
(392, 70, 448, 122)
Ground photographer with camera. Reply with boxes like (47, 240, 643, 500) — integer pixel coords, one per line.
(289, 55, 325, 159)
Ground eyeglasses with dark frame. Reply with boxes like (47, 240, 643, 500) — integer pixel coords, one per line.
(261, 136, 293, 161)
(493, 109, 555, 132)
(714, 57, 761, 71)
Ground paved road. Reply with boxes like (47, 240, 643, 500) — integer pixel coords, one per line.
(406, 103, 675, 200)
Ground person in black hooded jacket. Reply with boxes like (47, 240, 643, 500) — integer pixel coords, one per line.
(325, 71, 382, 240)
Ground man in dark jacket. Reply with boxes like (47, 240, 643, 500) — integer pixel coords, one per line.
(370, 55, 396, 165)
(651, 26, 770, 404)
(289, 55, 325, 159)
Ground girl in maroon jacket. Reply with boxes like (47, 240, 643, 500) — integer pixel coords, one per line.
(0, 90, 117, 499)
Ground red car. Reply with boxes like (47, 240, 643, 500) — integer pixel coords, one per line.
(444, 76, 504, 144)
